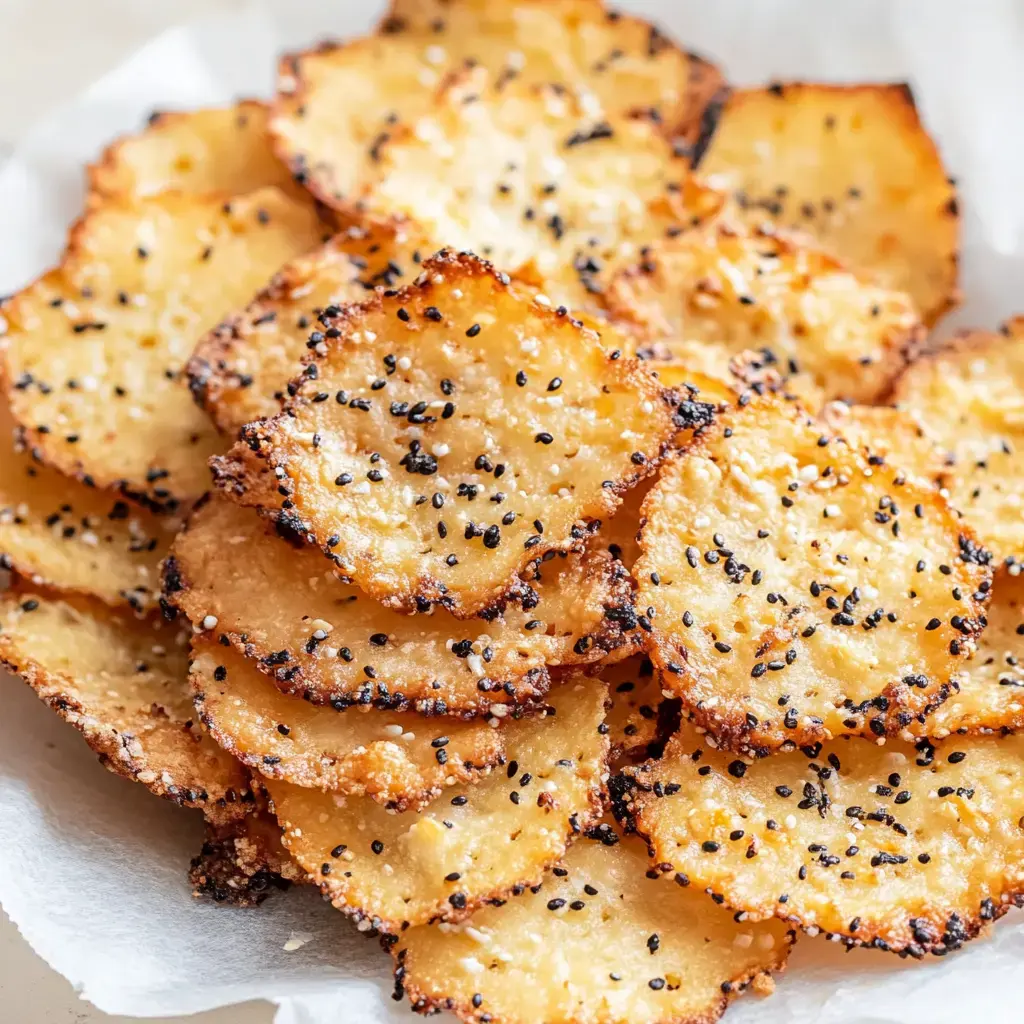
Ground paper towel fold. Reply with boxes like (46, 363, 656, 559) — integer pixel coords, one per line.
(2, 1, 1023, 1020)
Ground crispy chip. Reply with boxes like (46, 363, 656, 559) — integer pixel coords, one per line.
(700, 83, 959, 324)
(0, 586, 249, 822)
(311, 65, 721, 307)
(891, 320, 1024, 561)
(618, 726, 1024, 956)
(168, 496, 637, 715)
(272, 0, 726, 209)
(87, 100, 307, 202)
(0, 188, 324, 509)
(603, 655, 679, 766)
(819, 402, 948, 485)
(605, 222, 923, 403)
(264, 676, 607, 932)
(634, 396, 992, 754)
(0, 401, 176, 609)
(190, 804, 304, 907)
(190, 639, 506, 810)
(915, 568, 1024, 737)
(188, 224, 426, 434)
(393, 827, 792, 1024)
(211, 251, 678, 618)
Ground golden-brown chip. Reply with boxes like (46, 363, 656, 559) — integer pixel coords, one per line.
(190, 803, 305, 907)
(700, 83, 959, 324)
(0, 586, 249, 822)
(272, 0, 727, 210)
(605, 222, 923, 403)
(914, 568, 1024, 737)
(0, 188, 324, 509)
(87, 100, 306, 202)
(393, 827, 792, 1024)
(618, 726, 1024, 956)
(315, 65, 721, 308)
(634, 396, 992, 755)
(190, 639, 506, 810)
(211, 251, 679, 618)
(0, 401, 176, 610)
(168, 496, 639, 715)
(264, 675, 607, 932)
(818, 402, 948, 485)
(891, 320, 1024, 561)
(188, 224, 426, 434)
(603, 655, 678, 766)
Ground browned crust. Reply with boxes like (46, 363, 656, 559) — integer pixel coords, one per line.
(637, 397, 992, 755)
(612, 769, 1017, 958)
(272, 3, 729, 212)
(210, 249, 682, 620)
(392, 907, 792, 1024)
(0, 585, 252, 824)
(190, 803, 305, 906)
(704, 81, 959, 326)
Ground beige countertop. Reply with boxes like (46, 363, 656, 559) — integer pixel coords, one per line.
(1, 8, 272, 1021)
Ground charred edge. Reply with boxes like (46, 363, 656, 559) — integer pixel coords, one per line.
(189, 837, 290, 907)
(687, 82, 730, 169)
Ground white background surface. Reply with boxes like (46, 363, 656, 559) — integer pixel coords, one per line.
(3, 1, 1024, 1022)
(0, 8, 269, 1022)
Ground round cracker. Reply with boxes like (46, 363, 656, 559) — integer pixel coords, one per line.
(0, 585, 249, 822)
(393, 826, 792, 1024)
(699, 83, 959, 325)
(891, 319, 1024, 562)
(605, 222, 923, 404)
(210, 250, 680, 619)
(0, 400, 176, 610)
(167, 495, 639, 715)
(190, 639, 507, 810)
(264, 674, 607, 932)
(1, 188, 324, 509)
(634, 395, 991, 754)
(618, 726, 1024, 956)
(87, 100, 307, 203)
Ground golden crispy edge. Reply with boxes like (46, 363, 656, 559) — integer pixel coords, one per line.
(0, 584, 252, 822)
(210, 250, 682, 620)
(636, 396, 992, 753)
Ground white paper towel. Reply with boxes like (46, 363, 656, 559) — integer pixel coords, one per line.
(1, 1, 1023, 1021)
